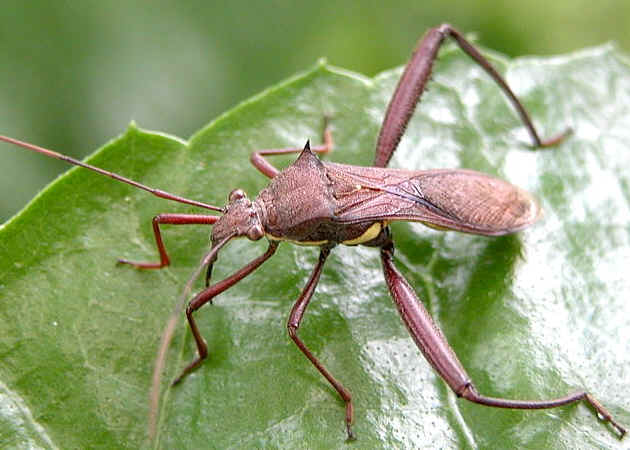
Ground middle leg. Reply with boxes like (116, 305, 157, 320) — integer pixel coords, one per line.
(250, 118, 334, 178)
(287, 245, 356, 440)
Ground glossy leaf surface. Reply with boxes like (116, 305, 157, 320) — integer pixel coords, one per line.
(1, 44, 629, 449)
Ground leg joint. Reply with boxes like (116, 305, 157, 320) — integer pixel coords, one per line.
(437, 23, 454, 35)
(287, 322, 298, 339)
(455, 381, 475, 399)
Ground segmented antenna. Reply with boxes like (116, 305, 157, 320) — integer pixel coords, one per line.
(0, 134, 224, 212)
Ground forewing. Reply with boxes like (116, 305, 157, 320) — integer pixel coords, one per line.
(324, 163, 540, 236)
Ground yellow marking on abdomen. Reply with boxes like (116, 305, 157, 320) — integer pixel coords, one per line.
(266, 221, 387, 247)
(342, 222, 383, 246)
(266, 234, 328, 246)
(421, 221, 452, 231)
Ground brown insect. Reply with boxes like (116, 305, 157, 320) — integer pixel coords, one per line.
(1, 24, 626, 440)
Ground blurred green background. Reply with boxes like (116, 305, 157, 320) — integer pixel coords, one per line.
(1, 0, 629, 222)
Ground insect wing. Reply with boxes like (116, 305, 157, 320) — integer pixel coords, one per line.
(324, 163, 540, 236)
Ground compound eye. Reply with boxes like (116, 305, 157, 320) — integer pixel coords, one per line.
(247, 223, 264, 241)
(228, 189, 246, 202)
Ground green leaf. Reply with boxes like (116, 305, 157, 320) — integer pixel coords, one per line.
(1, 44, 629, 449)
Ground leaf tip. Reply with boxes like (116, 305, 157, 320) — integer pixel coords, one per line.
(316, 57, 328, 68)
(126, 120, 139, 132)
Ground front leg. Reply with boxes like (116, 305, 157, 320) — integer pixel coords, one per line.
(173, 241, 279, 384)
(379, 240, 626, 438)
(374, 24, 570, 168)
(118, 213, 219, 269)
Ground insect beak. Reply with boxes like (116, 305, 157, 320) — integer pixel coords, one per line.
(204, 231, 237, 287)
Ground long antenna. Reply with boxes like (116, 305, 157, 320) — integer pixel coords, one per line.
(0, 134, 224, 212)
